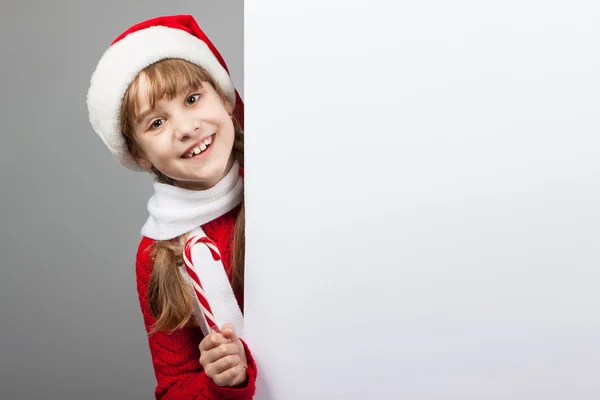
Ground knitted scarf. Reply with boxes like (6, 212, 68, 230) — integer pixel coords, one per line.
(140, 161, 244, 337)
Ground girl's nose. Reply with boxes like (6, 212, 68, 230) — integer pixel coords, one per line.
(174, 117, 200, 140)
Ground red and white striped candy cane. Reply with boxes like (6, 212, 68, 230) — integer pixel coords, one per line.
(183, 236, 222, 334)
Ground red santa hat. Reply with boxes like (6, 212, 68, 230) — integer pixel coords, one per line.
(86, 14, 243, 171)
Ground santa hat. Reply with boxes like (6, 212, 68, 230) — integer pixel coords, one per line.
(86, 14, 244, 171)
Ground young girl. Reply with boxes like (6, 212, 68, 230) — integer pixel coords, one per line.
(86, 15, 257, 399)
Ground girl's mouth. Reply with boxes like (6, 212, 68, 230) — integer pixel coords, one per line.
(183, 134, 214, 159)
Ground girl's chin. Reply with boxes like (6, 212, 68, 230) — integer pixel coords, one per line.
(173, 171, 231, 190)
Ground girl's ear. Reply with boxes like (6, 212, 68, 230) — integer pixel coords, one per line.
(135, 156, 152, 171)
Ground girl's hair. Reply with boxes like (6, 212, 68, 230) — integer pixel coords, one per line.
(119, 58, 245, 335)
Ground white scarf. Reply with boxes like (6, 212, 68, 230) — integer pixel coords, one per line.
(140, 161, 245, 337)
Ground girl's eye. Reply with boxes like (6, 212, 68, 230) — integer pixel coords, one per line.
(150, 119, 163, 130)
(186, 94, 200, 105)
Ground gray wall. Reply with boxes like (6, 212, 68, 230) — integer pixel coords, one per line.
(0, 2, 243, 399)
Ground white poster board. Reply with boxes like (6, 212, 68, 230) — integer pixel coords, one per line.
(244, 1, 600, 399)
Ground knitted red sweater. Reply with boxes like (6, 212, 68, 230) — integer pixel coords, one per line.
(135, 206, 257, 399)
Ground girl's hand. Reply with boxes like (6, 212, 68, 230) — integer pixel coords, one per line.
(199, 322, 248, 387)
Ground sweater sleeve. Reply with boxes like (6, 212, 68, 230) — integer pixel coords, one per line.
(135, 237, 257, 400)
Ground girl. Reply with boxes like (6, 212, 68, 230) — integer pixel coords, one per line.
(86, 15, 257, 399)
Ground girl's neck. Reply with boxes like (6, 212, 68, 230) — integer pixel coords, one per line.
(141, 158, 243, 240)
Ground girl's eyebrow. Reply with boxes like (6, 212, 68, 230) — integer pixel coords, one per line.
(136, 109, 154, 125)
(135, 85, 201, 125)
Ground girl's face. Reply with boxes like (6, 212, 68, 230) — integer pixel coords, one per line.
(132, 73, 235, 190)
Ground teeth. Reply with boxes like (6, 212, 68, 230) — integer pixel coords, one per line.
(187, 146, 200, 158)
(185, 137, 213, 158)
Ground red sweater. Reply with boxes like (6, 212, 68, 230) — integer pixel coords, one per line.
(135, 206, 257, 399)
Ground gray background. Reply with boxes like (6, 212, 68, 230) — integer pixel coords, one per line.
(0, 1, 243, 399)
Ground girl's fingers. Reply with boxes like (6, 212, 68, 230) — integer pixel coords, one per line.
(201, 342, 240, 365)
(199, 333, 229, 352)
(221, 322, 239, 342)
(204, 354, 241, 377)
(212, 364, 246, 387)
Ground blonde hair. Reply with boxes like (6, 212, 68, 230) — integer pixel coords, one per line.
(120, 58, 245, 335)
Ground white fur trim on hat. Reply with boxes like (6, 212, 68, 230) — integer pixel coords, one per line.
(86, 26, 235, 171)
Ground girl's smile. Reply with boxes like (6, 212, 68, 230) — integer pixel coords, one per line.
(182, 133, 214, 159)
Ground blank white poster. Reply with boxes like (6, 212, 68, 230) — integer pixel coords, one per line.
(244, 1, 600, 399)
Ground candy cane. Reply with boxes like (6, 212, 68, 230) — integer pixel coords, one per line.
(183, 236, 222, 334)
